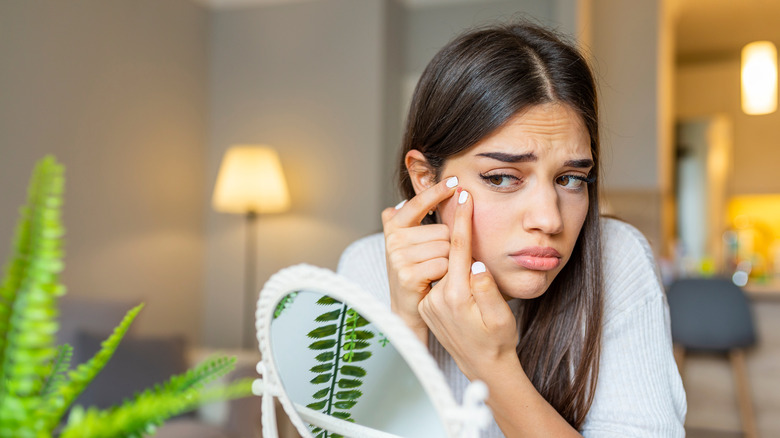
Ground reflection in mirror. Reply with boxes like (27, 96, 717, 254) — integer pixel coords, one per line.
(271, 290, 447, 438)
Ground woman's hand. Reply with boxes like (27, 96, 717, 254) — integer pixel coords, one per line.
(418, 189, 519, 381)
(381, 177, 459, 344)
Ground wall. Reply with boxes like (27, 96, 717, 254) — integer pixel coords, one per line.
(403, 0, 554, 77)
(589, 0, 675, 253)
(0, 0, 209, 343)
(203, 0, 389, 347)
(677, 59, 780, 195)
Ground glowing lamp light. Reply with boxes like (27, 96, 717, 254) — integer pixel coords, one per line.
(741, 41, 777, 115)
(213, 145, 290, 214)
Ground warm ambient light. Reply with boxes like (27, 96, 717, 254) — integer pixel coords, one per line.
(212, 145, 291, 214)
(741, 41, 777, 115)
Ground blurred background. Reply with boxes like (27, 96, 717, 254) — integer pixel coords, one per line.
(1, 0, 778, 436)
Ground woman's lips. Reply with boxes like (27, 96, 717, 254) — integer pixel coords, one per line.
(509, 247, 562, 271)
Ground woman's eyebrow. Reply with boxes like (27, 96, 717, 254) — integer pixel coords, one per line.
(476, 152, 594, 169)
(476, 152, 536, 162)
(564, 158, 594, 169)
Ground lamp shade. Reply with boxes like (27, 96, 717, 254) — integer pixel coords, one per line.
(212, 145, 291, 214)
(741, 41, 777, 115)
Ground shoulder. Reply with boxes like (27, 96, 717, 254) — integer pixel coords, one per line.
(337, 233, 390, 307)
(338, 233, 385, 272)
(600, 217, 665, 326)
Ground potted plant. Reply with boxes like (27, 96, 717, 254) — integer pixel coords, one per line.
(0, 156, 253, 438)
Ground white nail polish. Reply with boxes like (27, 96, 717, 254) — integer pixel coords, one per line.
(458, 190, 469, 204)
(471, 261, 486, 274)
(394, 199, 407, 210)
(446, 176, 458, 188)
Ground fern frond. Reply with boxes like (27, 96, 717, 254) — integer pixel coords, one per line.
(39, 343, 73, 399)
(273, 292, 298, 319)
(43, 303, 144, 429)
(163, 355, 237, 393)
(59, 377, 254, 438)
(0, 156, 65, 437)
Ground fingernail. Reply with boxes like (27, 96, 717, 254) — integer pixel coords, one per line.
(458, 190, 469, 204)
(446, 176, 458, 188)
(471, 261, 486, 274)
(394, 199, 407, 210)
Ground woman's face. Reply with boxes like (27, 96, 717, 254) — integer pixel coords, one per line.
(437, 103, 592, 300)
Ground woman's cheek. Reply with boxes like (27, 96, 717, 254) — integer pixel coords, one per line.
(470, 196, 503, 262)
(436, 194, 459, 229)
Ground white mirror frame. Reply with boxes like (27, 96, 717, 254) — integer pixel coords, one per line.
(252, 264, 491, 438)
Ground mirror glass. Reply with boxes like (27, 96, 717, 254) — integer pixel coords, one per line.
(270, 289, 447, 437)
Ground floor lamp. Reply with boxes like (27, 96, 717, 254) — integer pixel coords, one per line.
(212, 145, 290, 349)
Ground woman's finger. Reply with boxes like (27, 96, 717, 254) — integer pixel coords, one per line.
(388, 240, 450, 268)
(383, 176, 459, 229)
(384, 224, 450, 251)
(447, 188, 474, 282)
(470, 262, 515, 331)
(397, 257, 450, 291)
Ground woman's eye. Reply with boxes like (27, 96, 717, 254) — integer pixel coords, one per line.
(556, 175, 586, 189)
(480, 173, 518, 188)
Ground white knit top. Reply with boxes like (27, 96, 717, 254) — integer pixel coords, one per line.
(337, 218, 687, 437)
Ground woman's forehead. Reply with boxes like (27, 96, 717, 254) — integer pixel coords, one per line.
(456, 104, 592, 163)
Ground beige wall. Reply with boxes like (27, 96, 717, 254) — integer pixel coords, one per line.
(677, 59, 780, 195)
(589, 0, 676, 254)
(203, 0, 390, 347)
(0, 0, 209, 343)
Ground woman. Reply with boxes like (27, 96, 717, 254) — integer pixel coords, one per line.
(338, 21, 686, 437)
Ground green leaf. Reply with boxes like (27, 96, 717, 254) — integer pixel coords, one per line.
(39, 343, 73, 399)
(345, 314, 369, 328)
(307, 324, 338, 339)
(315, 309, 341, 322)
(44, 303, 144, 429)
(306, 400, 327, 410)
(59, 377, 254, 438)
(0, 156, 66, 433)
(335, 390, 362, 400)
(315, 352, 335, 362)
(350, 330, 374, 340)
(312, 388, 330, 399)
(337, 379, 362, 389)
(315, 296, 339, 306)
(342, 351, 371, 362)
(342, 340, 370, 351)
(333, 401, 357, 410)
(310, 363, 333, 374)
(308, 340, 337, 350)
(273, 292, 298, 319)
(332, 412, 351, 420)
(310, 373, 332, 384)
(339, 365, 366, 378)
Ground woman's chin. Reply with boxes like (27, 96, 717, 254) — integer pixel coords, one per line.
(495, 270, 554, 300)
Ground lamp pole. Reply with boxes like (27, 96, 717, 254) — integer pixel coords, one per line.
(244, 210, 258, 349)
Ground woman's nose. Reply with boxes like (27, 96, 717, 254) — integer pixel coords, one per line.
(522, 184, 564, 235)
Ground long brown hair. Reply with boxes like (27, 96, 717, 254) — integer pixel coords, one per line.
(398, 21, 603, 429)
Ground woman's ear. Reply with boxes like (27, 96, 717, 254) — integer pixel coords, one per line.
(405, 150, 436, 195)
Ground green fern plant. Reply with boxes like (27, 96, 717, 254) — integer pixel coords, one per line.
(0, 156, 253, 438)
(305, 296, 376, 438)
